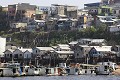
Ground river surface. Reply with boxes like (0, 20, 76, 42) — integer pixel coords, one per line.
(0, 75, 120, 80)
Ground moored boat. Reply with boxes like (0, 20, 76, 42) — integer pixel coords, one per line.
(34, 66, 46, 76)
(65, 67, 79, 75)
(24, 65, 35, 76)
(95, 62, 118, 75)
(79, 64, 97, 75)
(46, 67, 66, 76)
(0, 62, 23, 77)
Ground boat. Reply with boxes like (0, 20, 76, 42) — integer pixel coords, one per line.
(95, 62, 118, 75)
(24, 65, 35, 76)
(65, 67, 79, 75)
(57, 63, 79, 75)
(34, 66, 46, 76)
(68, 63, 97, 75)
(0, 61, 23, 77)
(46, 67, 66, 76)
(78, 64, 97, 75)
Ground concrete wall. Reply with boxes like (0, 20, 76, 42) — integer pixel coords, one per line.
(0, 37, 6, 56)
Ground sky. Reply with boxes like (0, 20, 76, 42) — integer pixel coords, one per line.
(0, 0, 101, 8)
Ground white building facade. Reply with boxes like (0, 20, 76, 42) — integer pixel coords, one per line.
(0, 37, 6, 56)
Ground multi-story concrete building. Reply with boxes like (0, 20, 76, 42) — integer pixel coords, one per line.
(109, 0, 120, 5)
(8, 3, 36, 22)
(49, 4, 78, 30)
(51, 4, 78, 19)
(51, 4, 65, 16)
(8, 4, 17, 21)
(101, 0, 109, 5)
(0, 6, 9, 29)
(35, 6, 51, 20)
(98, 5, 113, 16)
(101, 0, 120, 5)
(84, 2, 101, 15)
(78, 9, 88, 16)
(2, 7, 8, 12)
(78, 14, 93, 24)
(112, 3, 120, 17)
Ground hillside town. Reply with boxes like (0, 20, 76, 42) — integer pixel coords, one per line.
(0, 0, 120, 32)
(0, 0, 120, 77)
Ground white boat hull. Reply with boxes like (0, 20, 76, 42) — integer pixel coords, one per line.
(34, 68, 46, 76)
(79, 69, 96, 75)
(0, 68, 20, 77)
(26, 68, 35, 76)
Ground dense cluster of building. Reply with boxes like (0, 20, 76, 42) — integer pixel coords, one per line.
(1, 0, 120, 66)
(0, 0, 120, 32)
(0, 36, 120, 66)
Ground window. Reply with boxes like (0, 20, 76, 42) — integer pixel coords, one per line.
(104, 66, 108, 71)
(10, 54, 12, 57)
(102, 8, 105, 13)
(119, 10, 120, 14)
(75, 69, 79, 72)
(20, 54, 22, 56)
(12, 10, 15, 14)
(22, 10, 25, 13)
(9, 11, 11, 13)
(5, 54, 6, 57)
(7, 54, 9, 57)
(77, 53, 79, 56)
(91, 70, 93, 73)
(114, 10, 116, 14)
(94, 10, 96, 12)
(66, 69, 70, 73)
(14, 54, 18, 58)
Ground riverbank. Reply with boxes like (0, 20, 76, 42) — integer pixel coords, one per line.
(112, 65, 120, 75)
(112, 69, 120, 75)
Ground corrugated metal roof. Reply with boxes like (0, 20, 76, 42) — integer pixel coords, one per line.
(91, 39, 105, 43)
(19, 48, 32, 52)
(69, 41, 78, 45)
(55, 51, 74, 54)
(34, 20, 45, 22)
(7, 49, 14, 53)
(60, 47, 71, 50)
(36, 47, 54, 51)
(93, 46, 112, 52)
(58, 44, 69, 47)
